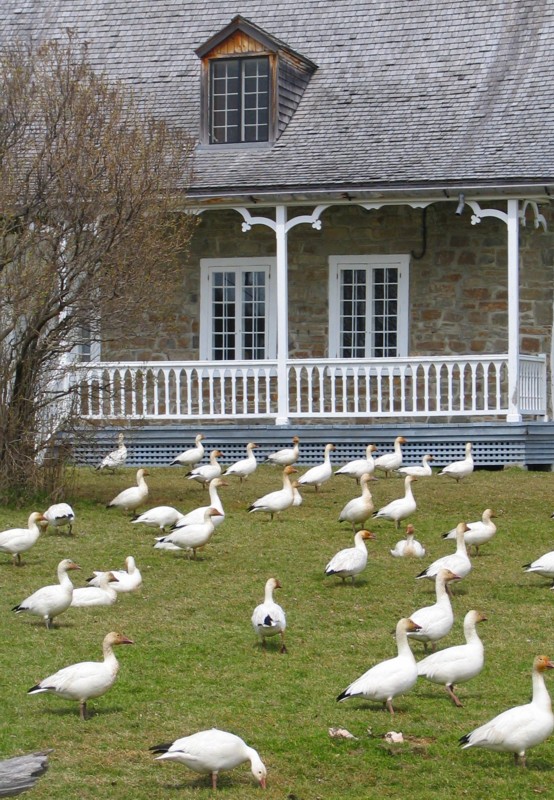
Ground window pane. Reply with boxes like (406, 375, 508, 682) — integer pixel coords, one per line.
(209, 267, 268, 360)
(340, 268, 366, 357)
(372, 267, 399, 357)
(210, 57, 269, 144)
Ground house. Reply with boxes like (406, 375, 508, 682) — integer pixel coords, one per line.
(3, 1, 554, 467)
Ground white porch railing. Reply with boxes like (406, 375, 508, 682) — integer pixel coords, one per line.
(67, 354, 547, 422)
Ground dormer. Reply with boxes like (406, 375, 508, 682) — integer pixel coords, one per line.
(196, 15, 317, 146)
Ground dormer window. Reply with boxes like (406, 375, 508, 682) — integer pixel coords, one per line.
(210, 56, 269, 144)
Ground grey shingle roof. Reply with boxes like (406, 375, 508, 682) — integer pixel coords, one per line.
(2, 1, 553, 201)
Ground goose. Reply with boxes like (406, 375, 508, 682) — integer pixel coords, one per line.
(42, 503, 75, 535)
(12, 558, 81, 628)
(443, 508, 497, 555)
(130, 506, 185, 532)
(338, 473, 377, 532)
(71, 572, 119, 607)
(372, 475, 417, 529)
(248, 466, 297, 521)
(150, 729, 267, 790)
(291, 480, 303, 507)
(325, 530, 376, 583)
(417, 609, 487, 706)
(373, 436, 406, 478)
(87, 556, 142, 593)
(187, 449, 223, 488)
(335, 444, 377, 482)
(417, 522, 471, 586)
(27, 631, 133, 720)
(96, 432, 127, 471)
(336, 617, 422, 713)
(459, 655, 554, 766)
(224, 442, 258, 483)
(251, 577, 287, 652)
(154, 508, 222, 558)
(170, 478, 227, 529)
(265, 435, 300, 466)
(523, 550, 554, 584)
(0, 512, 45, 566)
(407, 568, 461, 651)
(297, 443, 335, 492)
(170, 433, 205, 468)
(390, 523, 426, 558)
(106, 468, 149, 513)
(438, 442, 474, 482)
(397, 454, 434, 478)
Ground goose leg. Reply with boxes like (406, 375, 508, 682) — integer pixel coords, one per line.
(445, 683, 463, 707)
(79, 701, 87, 721)
(385, 699, 395, 714)
(279, 633, 288, 654)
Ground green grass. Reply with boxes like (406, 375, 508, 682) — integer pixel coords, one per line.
(2, 461, 554, 798)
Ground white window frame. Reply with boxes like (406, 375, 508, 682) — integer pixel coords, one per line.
(200, 257, 276, 360)
(328, 254, 410, 358)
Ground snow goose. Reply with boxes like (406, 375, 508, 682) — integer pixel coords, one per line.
(523, 550, 554, 584)
(12, 558, 81, 628)
(251, 577, 287, 652)
(417, 609, 487, 706)
(407, 568, 461, 651)
(325, 530, 376, 583)
(390, 523, 426, 558)
(187, 449, 223, 488)
(28, 631, 133, 720)
(170, 433, 205, 468)
(459, 654, 554, 766)
(154, 508, 222, 559)
(337, 617, 422, 713)
(87, 556, 142, 593)
(0, 512, 45, 566)
(106, 468, 149, 513)
(265, 435, 300, 466)
(339, 473, 377, 532)
(438, 441, 474, 482)
(150, 729, 267, 789)
(373, 436, 406, 478)
(248, 465, 297, 521)
(443, 508, 496, 555)
(397, 454, 434, 478)
(416, 522, 471, 588)
(130, 505, 185, 532)
(335, 444, 377, 482)
(291, 480, 303, 507)
(96, 432, 127, 471)
(71, 572, 119, 607)
(170, 477, 227, 529)
(224, 442, 258, 483)
(297, 443, 335, 492)
(372, 475, 417, 529)
(42, 503, 75, 535)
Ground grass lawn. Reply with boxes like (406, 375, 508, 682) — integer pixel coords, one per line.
(1, 457, 554, 799)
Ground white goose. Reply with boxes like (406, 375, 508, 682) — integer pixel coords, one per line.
(171, 433, 205, 468)
(87, 556, 142, 593)
(131, 506, 185, 531)
(0, 512, 45, 566)
(224, 442, 258, 483)
(297, 443, 335, 491)
(251, 577, 287, 652)
(335, 444, 377, 482)
(459, 654, 554, 766)
(523, 550, 554, 583)
(248, 466, 297, 521)
(390, 523, 426, 558)
(171, 477, 227, 529)
(338, 473, 377, 532)
(27, 631, 133, 720)
(325, 530, 376, 583)
(43, 503, 75, 535)
(291, 481, 303, 507)
(374, 436, 406, 478)
(265, 435, 300, 466)
(438, 441, 474, 482)
(372, 475, 417, 529)
(337, 617, 422, 713)
(106, 468, 149, 513)
(187, 449, 223, 488)
(417, 609, 487, 706)
(154, 507, 222, 558)
(443, 508, 497, 555)
(150, 729, 267, 790)
(96, 432, 127, 471)
(12, 558, 81, 628)
(407, 568, 461, 651)
(417, 522, 471, 585)
(398, 454, 434, 478)
(71, 572, 119, 607)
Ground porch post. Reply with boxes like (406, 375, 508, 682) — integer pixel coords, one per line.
(506, 199, 521, 422)
(275, 204, 290, 425)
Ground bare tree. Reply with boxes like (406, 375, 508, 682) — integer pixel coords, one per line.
(0, 36, 197, 495)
